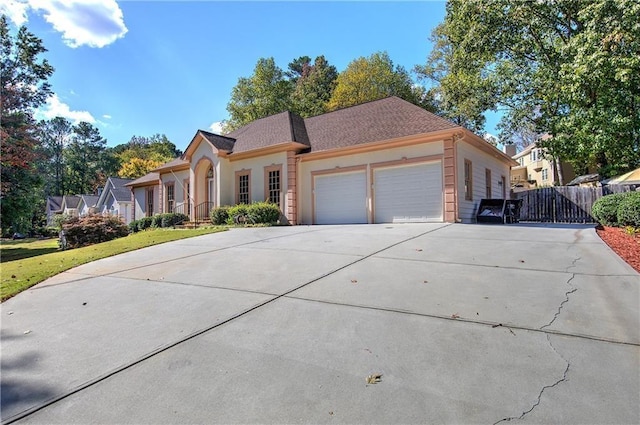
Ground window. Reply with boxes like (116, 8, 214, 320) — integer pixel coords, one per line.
(485, 168, 492, 199)
(464, 159, 473, 201)
(264, 165, 282, 207)
(518, 157, 524, 166)
(146, 187, 154, 217)
(236, 170, 251, 204)
(166, 183, 175, 213)
(541, 168, 549, 181)
(530, 149, 539, 162)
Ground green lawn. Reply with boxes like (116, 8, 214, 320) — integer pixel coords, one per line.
(1, 227, 226, 301)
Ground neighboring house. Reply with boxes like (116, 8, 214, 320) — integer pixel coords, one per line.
(510, 142, 575, 191)
(77, 194, 100, 216)
(95, 177, 134, 224)
(127, 97, 516, 224)
(60, 195, 81, 217)
(45, 196, 63, 226)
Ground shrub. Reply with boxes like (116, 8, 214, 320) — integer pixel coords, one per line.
(224, 202, 281, 225)
(248, 201, 281, 224)
(129, 219, 140, 233)
(211, 206, 230, 225)
(137, 217, 154, 231)
(161, 213, 188, 228)
(617, 192, 640, 227)
(226, 204, 250, 225)
(61, 214, 128, 249)
(592, 193, 628, 226)
(151, 214, 163, 228)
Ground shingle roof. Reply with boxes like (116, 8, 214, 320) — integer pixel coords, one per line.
(226, 111, 308, 153)
(62, 195, 81, 209)
(80, 195, 99, 208)
(126, 172, 159, 187)
(198, 131, 236, 152)
(47, 196, 63, 212)
(153, 157, 189, 172)
(112, 187, 132, 202)
(304, 97, 458, 152)
(109, 177, 134, 188)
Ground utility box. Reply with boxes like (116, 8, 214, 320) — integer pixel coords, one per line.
(476, 199, 522, 224)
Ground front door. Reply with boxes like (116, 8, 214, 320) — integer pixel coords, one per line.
(207, 178, 215, 206)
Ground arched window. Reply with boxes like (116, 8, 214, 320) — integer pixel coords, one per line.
(207, 165, 213, 179)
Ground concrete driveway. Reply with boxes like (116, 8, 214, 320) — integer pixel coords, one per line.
(1, 224, 639, 424)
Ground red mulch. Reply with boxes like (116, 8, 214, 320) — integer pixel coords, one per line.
(596, 226, 640, 273)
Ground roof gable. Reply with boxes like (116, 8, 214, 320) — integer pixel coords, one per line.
(97, 177, 133, 207)
(226, 111, 310, 153)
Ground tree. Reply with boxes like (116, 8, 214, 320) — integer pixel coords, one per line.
(327, 52, 429, 112)
(39, 117, 72, 196)
(0, 15, 54, 233)
(290, 55, 338, 117)
(224, 58, 293, 132)
(117, 157, 163, 179)
(418, 0, 640, 177)
(65, 122, 108, 194)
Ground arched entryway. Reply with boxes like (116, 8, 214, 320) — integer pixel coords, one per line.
(194, 157, 215, 222)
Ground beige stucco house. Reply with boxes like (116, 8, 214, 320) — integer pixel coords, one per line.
(127, 97, 516, 224)
(510, 142, 575, 191)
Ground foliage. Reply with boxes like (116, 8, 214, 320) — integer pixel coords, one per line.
(289, 55, 338, 117)
(52, 213, 73, 230)
(38, 117, 72, 196)
(1, 227, 227, 301)
(328, 52, 431, 112)
(0, 16, 54, 235)
(224, 202, 281, 225)
(617, 192, 640, 227)
(129, 213, 188, 232)
(118, 157, 163, 179)
(210, 205, 230, 225)
(592, 193, 628, 226)
(417, 0, 640, 177)
(224, 58, 294, 132)
(64, 121, 111, 195)
(61, 214, 128, 249)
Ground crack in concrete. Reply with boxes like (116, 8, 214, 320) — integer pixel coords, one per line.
(541, 274, 578, 330)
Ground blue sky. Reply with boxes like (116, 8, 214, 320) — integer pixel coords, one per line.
(2, 0, 500, 152)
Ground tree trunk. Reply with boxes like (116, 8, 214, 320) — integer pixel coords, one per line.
(556, 157, 565, 185)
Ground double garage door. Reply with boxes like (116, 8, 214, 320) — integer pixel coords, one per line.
(314, 161, 443, 224)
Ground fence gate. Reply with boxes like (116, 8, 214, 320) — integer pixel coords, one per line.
(514, 186, 634, 223)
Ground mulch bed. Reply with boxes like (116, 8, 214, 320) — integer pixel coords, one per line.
(596, 226, 640, 273)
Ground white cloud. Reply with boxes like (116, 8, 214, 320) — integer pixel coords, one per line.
(36, 94, 96, 124)
(209, 121, 224, 134)
(0, 0, 30, 26)
(2, 0, 127, 48)
(102, 114, 112, 119)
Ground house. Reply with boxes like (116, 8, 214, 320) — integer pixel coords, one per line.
(77, 194, 100, 216)
(45, 196, 64, 226)
(60, 195, 81, 217)
(510, 142, 575, 191)
(127, 97, 517, 224)
(95, 177, 134, 224)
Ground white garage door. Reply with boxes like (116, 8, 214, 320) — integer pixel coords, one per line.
(315, 171, 367, 224)
(374, 162, 443, 223)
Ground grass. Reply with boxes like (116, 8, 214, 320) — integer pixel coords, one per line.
(1, 227, 226, 302)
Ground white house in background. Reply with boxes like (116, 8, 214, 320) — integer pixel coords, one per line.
(127, 96, 517, 224)
(60, 195, 81, 217)
(95, 177, 134, 224)
(77, 194, 100, 217)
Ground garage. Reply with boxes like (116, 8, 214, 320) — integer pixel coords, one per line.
(373, 161, 443, 223)
(314, 171, 367, 224)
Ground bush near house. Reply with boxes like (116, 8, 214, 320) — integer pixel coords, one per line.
(129, 213, 189, 233)
(592, 192, 640, 227)
(616, 192, 640, 227)
(210, 202, 281, 226)
(210, 206, 230, 225)
(62, 215, 129, 249)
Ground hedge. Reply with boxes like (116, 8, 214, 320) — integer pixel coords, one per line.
(61, 214, 129, 249)
(129, 213, 188, 233)
(591, 193, 628, 226)
(617, 192, 640, 227)
(210, 202, 281, 226)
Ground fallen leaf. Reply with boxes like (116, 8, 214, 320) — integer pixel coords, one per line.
(366, 374, 382, 384)
(423, 280, 428, 283)
(351, 279, 358, 284)
(11, 275, 16, 279)
(329, 412, 334, 416)
(451, 313, 460, 319)
(415, 248, 423, 252)
(7, 311, 14, 315)
(519, 260, 525, 263)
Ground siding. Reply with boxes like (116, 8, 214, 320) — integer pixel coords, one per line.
(456, 140, 511, 223)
